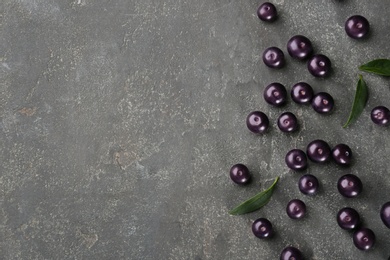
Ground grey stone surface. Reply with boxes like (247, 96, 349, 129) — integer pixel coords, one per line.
(1, 0, 390, 259)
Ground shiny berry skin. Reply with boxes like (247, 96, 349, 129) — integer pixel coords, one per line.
(291, 82, 314, 104)
(287, 35, 313, 60)
(229, 164, 251, 185)
(246, 111, 269, 134)
(286, 199, 306, 219)
(252, 218, 273, 239)
(264, 83, 287, 107)
(277, 112, 299, 133)
(337, 207, 360, 230)
(263, 47, 285, 69)
(298, 174, 319, 195)
(353, 228, 376, 251)
(285, 149, 307, 171)
(311, 92, 334, 114)
(337, 174, 363, 198)
(380, 202, 390, 229)
(307, 54, 331, 77)
(332, 144, 352, 166)
(371, 106, 390, 126)
(306, 139, 331, 163)
(280, 246, 304, 260)
(345, 15, 370, 39)
(257, 2, 277, 22)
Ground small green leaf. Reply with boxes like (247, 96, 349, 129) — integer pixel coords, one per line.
(343, 75, 368, 128)
(359, 59, 390, 76)
(229, 177, 279, 215)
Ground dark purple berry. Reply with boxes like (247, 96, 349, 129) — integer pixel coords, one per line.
(337, 207, 360, 230)
(298, 174, 319, 195)
(307, 54, 331, 77)
(353, 228, 375, 251)
(229, 164, 251, 185)
(345, 15, 370, 39)
(246, 111, 269, 134)
(252, 218, 273, 239)
(285, 149, 307, 171)
(311, 92, 334, 114)
(277, 112, 299, 133)
(291, 82, 314, 104)
(332, 144, 352, 166)
(371, 106, 390, 126)
(287, 35, 313, 60)
(280, 246, 304, 260)
(337, 174, 363, 198)
(264, 83, 287, 106)
(380, 202, 390, 229)
(286, 199, 306, 219)
(257, 2, 277, 22)
(263, 47, 285, 69)
(306, 139, 331, 163)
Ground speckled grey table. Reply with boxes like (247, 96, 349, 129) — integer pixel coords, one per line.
(1, 0, 390, 259)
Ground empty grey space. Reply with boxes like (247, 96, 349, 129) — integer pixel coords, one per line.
(1, 0, 390, 259)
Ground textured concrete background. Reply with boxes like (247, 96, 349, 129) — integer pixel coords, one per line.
(1, 0, 390, 259)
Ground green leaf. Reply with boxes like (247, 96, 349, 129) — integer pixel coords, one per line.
(229, 177, 279, 215)
(359, 59, 390, 76)
(343, 75, 369, 128)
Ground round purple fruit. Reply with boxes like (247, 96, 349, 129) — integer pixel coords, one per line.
(287, 35, 313, 60)
(229, 164, 251, 185)
(298, 174, 319, 195)
(345, 15, 370, 39)
(308, 54, 331, 77)
(337, 207, 360, 230)
(306, 139, 331, 163)
(371, 106, 390, 126)
(263, 47, 285, 69)
(252, 218, 273, 239)
(246, 111, 269, 134)
(257, 2, 277, 22)
(337, 174, 363, 198)
(291, 82, 314, 104)
(280, 246, 303, 260)
(264, 83, 287, 107)
(353, 228, 375, 251)
(380, 202, 390, 229)
(277, 112, 299, 133)
(311, 92, 334, 114)
(285, 149, 307, 171)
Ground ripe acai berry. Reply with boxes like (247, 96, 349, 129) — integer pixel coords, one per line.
(353, 228, 376, 251)
(252, 218, 273, 239)
(287, 35, 313, 60)
(332, 144, 352, 166)
(306, 139, 331, 163)
(311, 92, 334, 114)
(380, 201, 390, 229)
(264, 83, 287, 107)
(229, 164, 251, 185)
(246, 111, 269, 134)
(277, 112, 299, 133)
(280, 246, 304, 260)
(307, 54, 331, 77)
(337, 207, 360, 230)
(257, 2, 277, 22)
(298, 174, 319, 195)
(285, 149, 307, 171)
(371, 106, 390, 126)
(286, 199, 306, 219)
(291, 82, 314, 104)
(337, 174, 363, 198)
(345, 15, 370, 39)
(263, 47, 285, 69)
